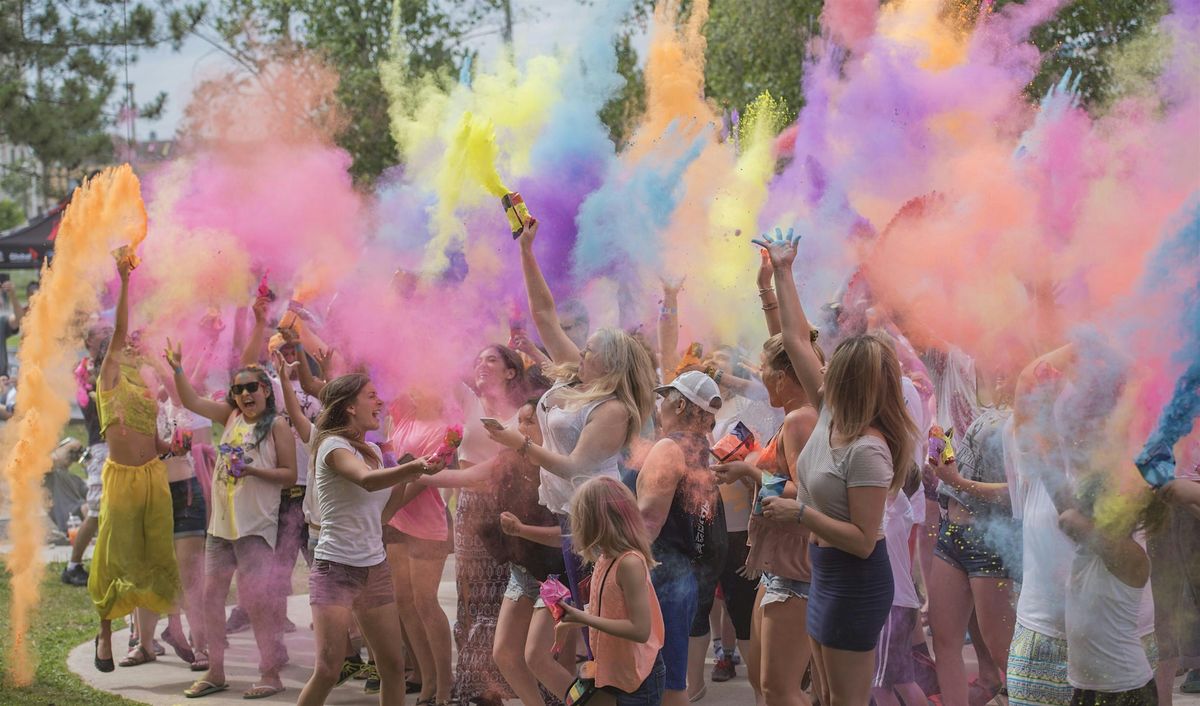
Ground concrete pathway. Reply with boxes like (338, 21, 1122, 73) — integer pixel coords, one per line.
(65, 555, 1200, 706)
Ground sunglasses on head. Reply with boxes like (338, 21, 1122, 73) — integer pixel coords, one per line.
(230, 381, 262, 395)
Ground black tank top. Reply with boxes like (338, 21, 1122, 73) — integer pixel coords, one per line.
(652, 432, 724, 566)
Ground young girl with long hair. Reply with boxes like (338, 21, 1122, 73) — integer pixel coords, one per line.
(557, 477, 666, 706)
(295, 374, 444, 706)
(168, 345, 297, 699)
(754, 230, 917, 706)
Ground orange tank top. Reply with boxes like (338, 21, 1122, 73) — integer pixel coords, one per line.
(745, 432, 811, 581)
(588, 551, 665, 693)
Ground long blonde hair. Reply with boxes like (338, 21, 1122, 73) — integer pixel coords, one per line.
(312, 374, 382, 473)
(824, 334, 916, 493)
(551, 327, 656, 445)
(569, 477, 658, 567)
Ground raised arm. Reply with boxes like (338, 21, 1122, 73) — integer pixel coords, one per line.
(99, 258, 134, 390)
(2, 280, 26, 331)
(165, 339, 235, 424)
(239, 296, 270, 369)
(516, 218, 581, 364)
(296, 344, 327, 398)
(658, 278, 682, 382)
(754, 229, 824, 406)
(757, 249, 782, 335)
(272, 351, 312, 444)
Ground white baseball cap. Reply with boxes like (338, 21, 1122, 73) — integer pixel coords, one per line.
(655, 370, 723, 416)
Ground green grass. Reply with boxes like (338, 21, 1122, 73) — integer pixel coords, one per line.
(0, 561, 137, 705)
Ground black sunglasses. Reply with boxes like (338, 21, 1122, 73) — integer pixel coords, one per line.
(230, 381, 262, 395)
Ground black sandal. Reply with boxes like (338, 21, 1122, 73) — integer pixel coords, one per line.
(119, 643, 156, 667)
(94, 636, 114, 673)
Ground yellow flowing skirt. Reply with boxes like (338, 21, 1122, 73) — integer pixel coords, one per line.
(87, 457, 181, 620)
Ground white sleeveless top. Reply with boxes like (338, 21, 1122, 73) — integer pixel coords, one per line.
(537, 382, 621, 515)
(1065, 547, 1153, 691)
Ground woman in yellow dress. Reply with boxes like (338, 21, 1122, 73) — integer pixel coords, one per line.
(89, 254, 181, 671)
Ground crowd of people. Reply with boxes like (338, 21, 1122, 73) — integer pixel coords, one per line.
(58, 216, 1200, 706)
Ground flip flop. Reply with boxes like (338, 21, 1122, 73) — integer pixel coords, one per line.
(119, 644, 156, 668)
(243, 683, 285, 700)
(185, 680, 229, 699)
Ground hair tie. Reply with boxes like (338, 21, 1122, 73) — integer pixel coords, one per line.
(810, 328, 820, 343)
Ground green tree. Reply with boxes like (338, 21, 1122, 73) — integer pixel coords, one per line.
(0, 199, 23, 230)
(598, 32, 647, 148)
(998, 0, 1170, 106)
(0, 1, 200, 200)
(187, 0, 505, 185)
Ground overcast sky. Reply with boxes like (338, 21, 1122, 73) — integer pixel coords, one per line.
(124, 1, 648, 142)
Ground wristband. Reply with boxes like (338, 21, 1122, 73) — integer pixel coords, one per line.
(796, 502, 807, 522)
(713, 369, 724, 385)
(659, 306, 677, 317)
(519, 436, 533, 457)
(172, 365, 184, 375)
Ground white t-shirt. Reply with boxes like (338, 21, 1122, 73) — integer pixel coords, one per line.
(314, 436, 388, 567)
(1007, 424, 1073, 638)
(884, 492, 921, 609)
(1066, 548, 1153, 691)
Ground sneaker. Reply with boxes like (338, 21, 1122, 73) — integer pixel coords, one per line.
(61, 564, 89, 586)
(711, 638, 722, 659)
(337, 656, 365, 686)
(728, 648, 741, 666)
(225, 606, 251, 634)
(711, 657, 735, 683)
(363, 662, 380, 694)
(1182, 669, 1200, 694)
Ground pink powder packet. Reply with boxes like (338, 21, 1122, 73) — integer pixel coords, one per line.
(539, 576, 572, 621)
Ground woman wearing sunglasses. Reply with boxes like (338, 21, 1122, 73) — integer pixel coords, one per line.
(166, 343, 297, 700)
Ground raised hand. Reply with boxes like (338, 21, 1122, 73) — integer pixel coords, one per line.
(315, 347, 336, 378)
(164, 338, 183, 372)
(272, 350, 298, 377)
(252, 295, 269, 324)
(757, 248, 774, 290)
(751, 227, 800, 270)
(661, 275, 686, 298)
(516, 216, 539, 250)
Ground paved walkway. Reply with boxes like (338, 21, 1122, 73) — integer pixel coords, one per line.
(64, 556, 1200, 706)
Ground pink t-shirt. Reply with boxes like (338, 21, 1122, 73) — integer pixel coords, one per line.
(386, 412, 448, 541)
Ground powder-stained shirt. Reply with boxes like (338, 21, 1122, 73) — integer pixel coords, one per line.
(796, 407, 894, 536)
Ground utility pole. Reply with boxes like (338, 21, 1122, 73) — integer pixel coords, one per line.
(502, 0, 513, 44)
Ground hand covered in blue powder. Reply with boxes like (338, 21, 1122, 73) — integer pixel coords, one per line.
(751, 227, 800, 270)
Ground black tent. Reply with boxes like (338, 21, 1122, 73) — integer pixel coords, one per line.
(0, 204, 61, 269)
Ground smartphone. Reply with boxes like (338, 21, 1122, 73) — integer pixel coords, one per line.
(480, 418, 505, 432)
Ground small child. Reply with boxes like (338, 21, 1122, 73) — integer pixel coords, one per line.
(556, 477, 666, 705)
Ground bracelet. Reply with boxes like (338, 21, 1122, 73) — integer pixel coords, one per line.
(796, 502, 807, 522)
(758, 287, 775, 295)
(659, 307, 677, 316)
(713, 369, 724, 385)
(761, 303, 779, 311)
(519, 435, 532, 457)
(172, 366, 184, 374)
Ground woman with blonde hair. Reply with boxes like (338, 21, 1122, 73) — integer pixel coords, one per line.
(485, 217, 657, 699)
(753, 229, 917, 706)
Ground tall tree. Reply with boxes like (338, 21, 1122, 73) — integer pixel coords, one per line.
(0, 1, 200, 201)
(187, 0, 505, 185)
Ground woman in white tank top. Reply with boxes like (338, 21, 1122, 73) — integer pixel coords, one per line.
(482, 216, 658, 699)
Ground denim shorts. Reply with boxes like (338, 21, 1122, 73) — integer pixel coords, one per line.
(602, 652, 666, 705)
(169, 476, 207, 538)
(934, 518, 1009, 579)
(504, 563, 546, 608)
(760, 572, 810, 606)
